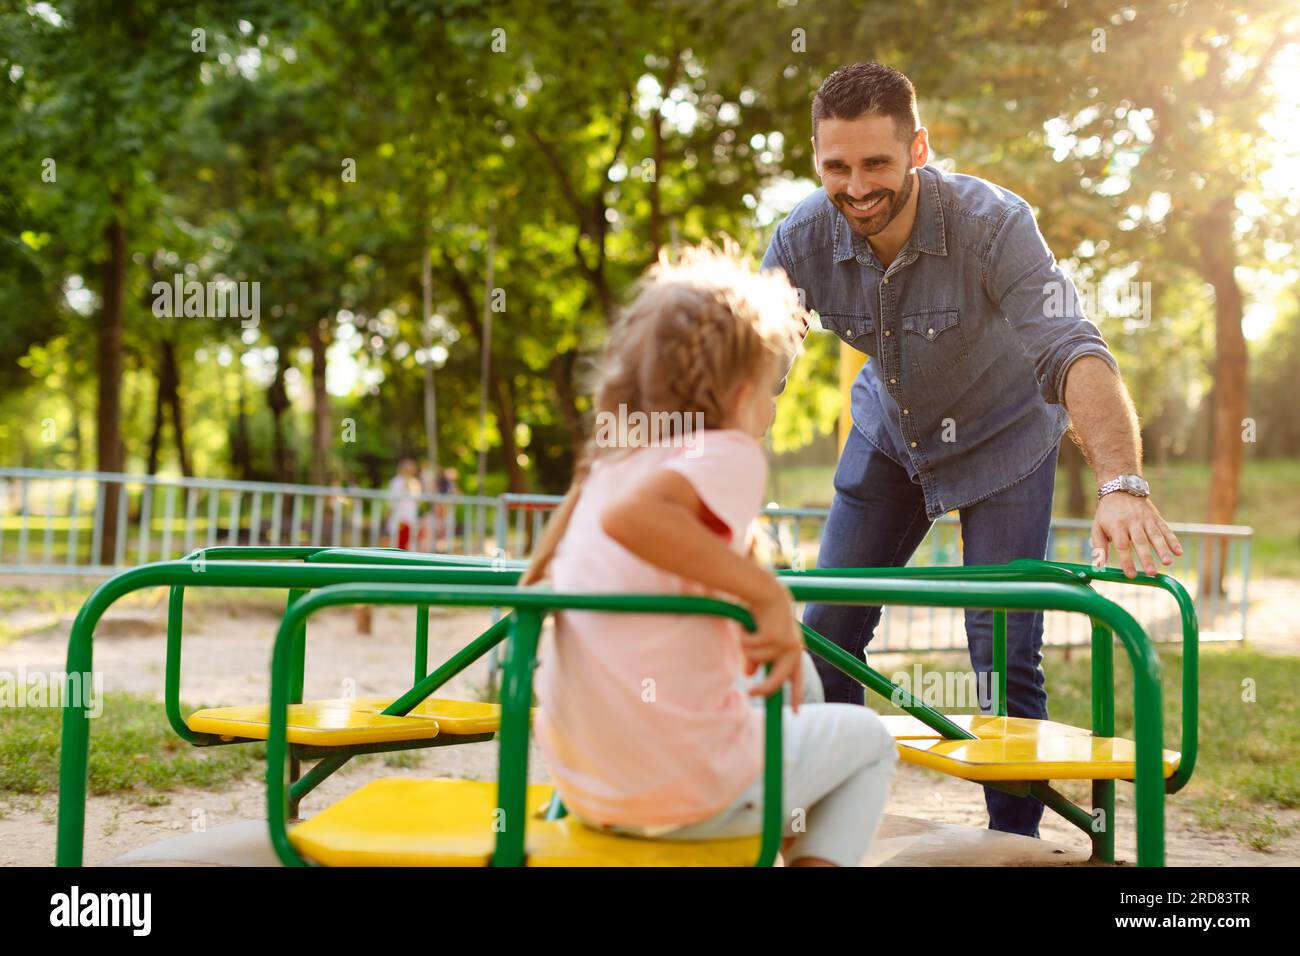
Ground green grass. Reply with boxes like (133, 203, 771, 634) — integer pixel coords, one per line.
(0, 691, 264, 802)
(768, 457, 1300, 578)
(874, 645, 1300, 851)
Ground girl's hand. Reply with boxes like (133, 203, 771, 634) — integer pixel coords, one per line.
(742, 584, 805, 710)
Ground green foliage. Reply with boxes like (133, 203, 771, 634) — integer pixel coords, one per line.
(1, 0, 1297, 494)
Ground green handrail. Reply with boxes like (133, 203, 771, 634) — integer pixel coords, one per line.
(261, 583, 785, 868)
(58, 559, 553, 866)
(304, 548, 525, 687)
(289, 613, 517, 805)
(309, 547, 529, 570)
(165, 546, 526, 808)
(783, 574, 1165, 864)
(785, 559, 1198, 793)
(57, 559, 1175, 866)
(1009, 560, 1199, 793)
(163, 546, 521, 746)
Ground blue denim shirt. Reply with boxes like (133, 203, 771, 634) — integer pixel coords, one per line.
(763, 164, 1117, 520)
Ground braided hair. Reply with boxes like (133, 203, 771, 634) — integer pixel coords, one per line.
(523, 239, 807, 585)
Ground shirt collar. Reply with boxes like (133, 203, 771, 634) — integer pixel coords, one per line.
(829, 164, 948, 264)
(914, 164, 948, 257)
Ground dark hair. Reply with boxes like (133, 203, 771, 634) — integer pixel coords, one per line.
(812, 62, 919, 143)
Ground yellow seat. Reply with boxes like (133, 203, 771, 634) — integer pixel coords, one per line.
(185, 695, 505, 746)
(349, 696, 506, 735)
(878, 713, 1094, 741)
(289, 778, 762, 867)
(878, 714, 1180, 781)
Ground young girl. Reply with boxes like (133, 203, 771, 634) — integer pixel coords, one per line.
(523, 243, 896, 867)
(387, 459, 421, 550)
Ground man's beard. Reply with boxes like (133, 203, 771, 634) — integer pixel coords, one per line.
(837, 167, 914, 238)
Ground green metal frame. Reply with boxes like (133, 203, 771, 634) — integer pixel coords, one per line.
(260, 583, 785, 867)
(778, 559, 1199, 862)
(57, 557, 1189, 867)
(161, 547, 524, 810)
(163, 546, 519, 745)
(58, 558, 529, 865)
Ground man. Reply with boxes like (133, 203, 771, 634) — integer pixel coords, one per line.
(764, 62, 1182, 837)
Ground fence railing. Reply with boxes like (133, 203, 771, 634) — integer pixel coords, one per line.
(0, 467, 1253, 648)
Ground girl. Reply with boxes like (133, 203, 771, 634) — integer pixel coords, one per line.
(524, 242, 896, 867)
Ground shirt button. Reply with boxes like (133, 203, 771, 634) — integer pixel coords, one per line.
(846, 330, 855, 340)
(910, 441, 918, 448)
(927, 328, 935, 337)
(882, 278, 890, 285)
(888, 378, 896, 385)
(884, 329, 892, 337)
(902, 408, 910, 415)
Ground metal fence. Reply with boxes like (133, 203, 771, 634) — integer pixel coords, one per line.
(0, 467, 1253, 648)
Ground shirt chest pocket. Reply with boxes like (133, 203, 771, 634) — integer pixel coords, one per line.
(902, 307, 967, 376)
(816, 311, 877, 355)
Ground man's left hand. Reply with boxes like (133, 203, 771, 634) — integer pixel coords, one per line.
(1090, 493, 1183, 578)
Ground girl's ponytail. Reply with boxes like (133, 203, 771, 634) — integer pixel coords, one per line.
(521, 439, 596, 586)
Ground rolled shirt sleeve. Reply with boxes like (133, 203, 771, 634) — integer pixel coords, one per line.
(983, 203, 1119, 405)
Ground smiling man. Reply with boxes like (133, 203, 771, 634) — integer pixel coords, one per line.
(763, 62, 1182, 837)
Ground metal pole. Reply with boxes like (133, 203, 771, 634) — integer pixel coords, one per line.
(477, 220, 495, 496)
(422, 244, 440, 484)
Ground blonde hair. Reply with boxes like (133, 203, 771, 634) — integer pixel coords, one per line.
(523, 239, 806, 585)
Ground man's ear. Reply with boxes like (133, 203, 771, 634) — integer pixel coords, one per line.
(810, 136, 821, 179)
(912, 127, 930, 168)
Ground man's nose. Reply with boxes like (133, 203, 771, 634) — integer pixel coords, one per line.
(849, 173, 872, 199)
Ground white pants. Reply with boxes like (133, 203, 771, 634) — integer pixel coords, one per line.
(585, 656, 897, 867)
(650, 702, 897, 866)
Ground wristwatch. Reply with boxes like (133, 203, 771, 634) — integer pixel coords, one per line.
(1097, 474, 1150, 500)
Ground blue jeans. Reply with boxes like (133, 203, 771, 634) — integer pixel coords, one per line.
(803, 425, 1058, 837)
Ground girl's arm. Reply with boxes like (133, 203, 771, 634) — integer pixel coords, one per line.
(601, 468, 804, 704)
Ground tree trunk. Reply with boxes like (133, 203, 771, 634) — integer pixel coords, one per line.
(147, 337, 188, 476)
(147, 358, 165, 476)
(267, 352, 292, 483)
(495, 376, 526, 493)
(231, 386, 253, 480)
(1197, 197, 1247, 595)
(648, 51, 681, 260)
(437, 255, 530, 492)
(69, 372, 84, 470)
(309, 320, 333, 486)
(162, 338, 191, 475)
(97, 210, 127, 564)
(549, 349, 585, 456)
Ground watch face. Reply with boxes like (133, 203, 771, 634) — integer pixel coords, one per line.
(1123, 475, 1150, 496)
